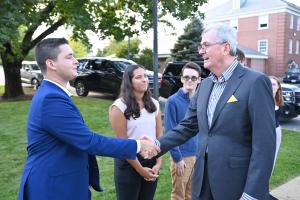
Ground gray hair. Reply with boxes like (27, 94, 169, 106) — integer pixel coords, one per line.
(203, 23, 237, 56)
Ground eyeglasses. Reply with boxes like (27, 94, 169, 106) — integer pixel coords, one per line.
(182, 76, 199, 82)
(198, 41, 227, 51)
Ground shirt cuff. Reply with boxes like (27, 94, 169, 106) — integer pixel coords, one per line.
(242, 192, 258, 200)
(154, 139, 160, 148)
(136, 140, 141, 153)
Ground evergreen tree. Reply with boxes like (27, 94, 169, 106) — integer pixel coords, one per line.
(171, 17, 204, 61)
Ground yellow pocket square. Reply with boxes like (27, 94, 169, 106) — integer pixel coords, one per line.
(227, 95, 238, 103)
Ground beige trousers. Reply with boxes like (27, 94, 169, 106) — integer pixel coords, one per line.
(170, 156, 196, 200)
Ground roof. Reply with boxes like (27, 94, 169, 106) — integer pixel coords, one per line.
(238, 45, 268, 59)
(205, 0, 300, 23)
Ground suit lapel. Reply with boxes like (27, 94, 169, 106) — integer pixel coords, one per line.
(210, 64, 245, 130)
(198, 78, 214, 132)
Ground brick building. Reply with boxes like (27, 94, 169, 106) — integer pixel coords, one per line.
(205, 0, 300, 77)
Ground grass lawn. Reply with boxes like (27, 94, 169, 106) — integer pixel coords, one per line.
(0, 86, 299, 199)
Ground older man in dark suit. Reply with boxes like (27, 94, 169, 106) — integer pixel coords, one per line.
(156, 23, 276, 200)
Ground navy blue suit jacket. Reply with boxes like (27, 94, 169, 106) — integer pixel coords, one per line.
(18, 80, 137, 200)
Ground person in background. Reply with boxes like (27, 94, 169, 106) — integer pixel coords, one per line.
(236, 48, 246, 65)
(17, 38, 158, 200)
(269, 76, 284, 167)
(164, 62, 201, 200)
(109, 65, 163, 200)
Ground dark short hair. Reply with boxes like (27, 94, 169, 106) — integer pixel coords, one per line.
(35, 38, 69, 74)
(180, 62, 202, 77)
(119, 64, 156, 119)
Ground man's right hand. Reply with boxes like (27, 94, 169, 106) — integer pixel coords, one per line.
(139, 136, 160, 159)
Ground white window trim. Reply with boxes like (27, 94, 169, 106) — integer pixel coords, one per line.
(290, 15, 294, 30)
(288, 39, 293, 54)
(258, 15, 268, 30)
(258, 39, 268, 55)
(297, 17, 300, 31)
(296, 41, 299, 55)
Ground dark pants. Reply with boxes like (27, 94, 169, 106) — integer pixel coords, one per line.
(114, 155, 158, 200)
(199, 153, 213, 200)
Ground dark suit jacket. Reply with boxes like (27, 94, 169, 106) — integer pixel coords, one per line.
(159, 64, 276, 200)
(18, 80, 137, 200)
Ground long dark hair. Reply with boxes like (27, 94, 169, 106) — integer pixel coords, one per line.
(269, 76, 284, 107)
(120, 65, 157, 119)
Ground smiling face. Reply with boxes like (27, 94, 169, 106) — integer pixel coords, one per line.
(198, 29, 227, 72)
(131, 67, 149, 93)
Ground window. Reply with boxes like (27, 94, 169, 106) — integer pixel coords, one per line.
(297, 17, 300, 31)
(230, 19, 238, 30)
(288, 39, 293, 54)
(290, 15, 294, 29)
(258, 40, 268, 55)
(258, 15, 268, 29)
(296, 41, 299, 54)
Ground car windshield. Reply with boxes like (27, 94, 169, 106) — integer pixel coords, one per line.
(113, 61, 136, 71)
(288, 68, 300, 73)
(31, 64, 40, 70)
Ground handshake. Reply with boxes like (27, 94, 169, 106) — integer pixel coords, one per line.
(138, 136, 161, 159)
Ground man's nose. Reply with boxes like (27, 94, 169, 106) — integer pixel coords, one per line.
(198, 48, 205, 55)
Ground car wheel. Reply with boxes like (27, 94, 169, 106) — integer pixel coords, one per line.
(75, 80, 89, 96)
(31, 78, 39, 89)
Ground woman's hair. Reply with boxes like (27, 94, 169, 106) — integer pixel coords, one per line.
(119, 64, 157, 119)
(269, 76, 284, 107)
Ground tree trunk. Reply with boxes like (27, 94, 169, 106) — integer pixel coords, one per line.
(1, 53, 24, 99)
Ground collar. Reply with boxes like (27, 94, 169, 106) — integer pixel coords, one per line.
(209, 59, 239, 84)
(43, 79, 72, 97)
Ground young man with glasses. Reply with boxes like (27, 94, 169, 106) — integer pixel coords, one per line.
(156, 23, 276, 200)
(164, 62, 201, 200)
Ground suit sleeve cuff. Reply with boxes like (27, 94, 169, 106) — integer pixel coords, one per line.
(136, 140, 141, 153)
(242, 192, 258, 200)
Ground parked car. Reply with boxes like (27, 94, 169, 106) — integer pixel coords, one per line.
(283, 67, 300, 84)
(280, 83, 300, 119)
(21, 61, 43, 87)
(159, 60, 210, 98)
(69, 57, 161, 97)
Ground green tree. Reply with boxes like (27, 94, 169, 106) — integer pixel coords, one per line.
(171, 17, 204, 61)
(135, 48, 153, 70)
(0, 0, 207, 99)
(69, 39, 90, 58)
(97, 38, 140, 59)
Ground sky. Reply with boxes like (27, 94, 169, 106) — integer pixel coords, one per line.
(43, 0, 300, 55)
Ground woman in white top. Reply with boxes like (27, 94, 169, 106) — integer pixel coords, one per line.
(109, 65, 163, 200)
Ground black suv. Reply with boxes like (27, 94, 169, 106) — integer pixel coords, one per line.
(159, 60, 210, 98)
(69, 57, 160, 97)
(283, 67, 300, 84)
(21, 61, 44, 87)
(280, 83, 300, 119)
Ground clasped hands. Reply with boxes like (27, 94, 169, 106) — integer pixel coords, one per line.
(138, 135, 161, 159)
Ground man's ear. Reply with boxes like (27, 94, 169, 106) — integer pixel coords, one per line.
(45, 59, 56, 71)
(223, 43, 231, 56)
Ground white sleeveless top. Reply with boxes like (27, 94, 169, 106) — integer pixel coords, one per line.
(111, 98, 159, 140)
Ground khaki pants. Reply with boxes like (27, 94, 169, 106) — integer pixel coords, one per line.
(170, 156, 196, 200)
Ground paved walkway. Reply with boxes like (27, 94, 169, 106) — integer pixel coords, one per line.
(270, 176, 300, 200)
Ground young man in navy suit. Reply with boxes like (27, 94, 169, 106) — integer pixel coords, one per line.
(18, 38, 159, 200)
